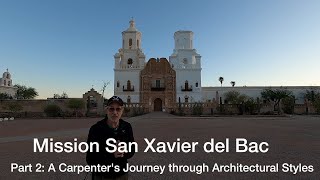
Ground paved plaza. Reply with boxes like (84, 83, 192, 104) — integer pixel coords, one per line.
(0, 112, 319, 180)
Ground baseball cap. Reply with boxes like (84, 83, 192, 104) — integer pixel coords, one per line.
(107, 96, 124, 106)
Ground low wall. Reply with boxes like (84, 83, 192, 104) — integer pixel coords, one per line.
(0, 99, 318, 118)
(0, 99, 87, 118)
(169, 102, 317, 115)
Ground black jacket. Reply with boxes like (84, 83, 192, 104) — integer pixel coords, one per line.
(86, 118, 135, 178)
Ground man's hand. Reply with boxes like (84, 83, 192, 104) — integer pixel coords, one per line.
(114, 140, 124, 158)
(114, 151, 124, 158)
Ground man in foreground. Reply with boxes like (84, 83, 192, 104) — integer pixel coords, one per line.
(86, 96, 135, 180)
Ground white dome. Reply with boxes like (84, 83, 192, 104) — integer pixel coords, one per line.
(3, 71, 11, 79)
(125, 19, 138, 31)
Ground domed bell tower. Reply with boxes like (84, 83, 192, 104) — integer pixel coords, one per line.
(169, 31, 202, 103)
(114, 19, 146, 103)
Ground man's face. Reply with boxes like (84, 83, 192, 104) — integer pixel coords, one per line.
(106, 102, 123, 121)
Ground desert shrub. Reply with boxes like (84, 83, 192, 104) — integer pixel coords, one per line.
(131, 107, 144, 117)
(244, 98, 258, 115)
(216, 104, 226, 114)
(67, 99, 85, 117)
(3, 102, 23, 117)
(0, 93, 13, 100)
(62, 111, 73, 117)
(44, 104, 62, 117)
(282, 96, 295, 114)
(192, 103, 203, 116)
(313, 99, 320, 114)
(123, 107, 130, 116)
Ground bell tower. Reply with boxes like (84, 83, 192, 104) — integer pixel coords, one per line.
(169, 31, 202, 103)
(114, 19, 146, 103)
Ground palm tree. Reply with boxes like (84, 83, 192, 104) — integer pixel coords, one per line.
(230, 81, 235, 87)
(218, 77, 224, 87)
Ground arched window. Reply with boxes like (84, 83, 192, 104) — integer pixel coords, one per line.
(89, 95, 97, 108)
(3, 80, 6, 86)
(156, 80, 161, 88)
(117, 81, 120, 88)
(183, 58, 188, 64)
(185, 80, 189, 90)
(8, 80, 11, 86)
(195, 82, 198, 87)
(129, 38, 132, 47)
(127, 96, 131, 104)
(127, 58, 133, 68)
(127, 80, 131, 89)
(184, 95, 189, 103)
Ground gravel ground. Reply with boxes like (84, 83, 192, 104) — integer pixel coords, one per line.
(0, 113, 319, 180)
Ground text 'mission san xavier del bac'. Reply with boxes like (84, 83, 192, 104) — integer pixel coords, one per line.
(33, 138, 269, 153)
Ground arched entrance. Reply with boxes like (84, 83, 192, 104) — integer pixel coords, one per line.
(83, 88, 103, 116)
(154, 98, 162, 111)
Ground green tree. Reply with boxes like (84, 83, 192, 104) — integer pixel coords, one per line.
(261, 88, 292, 113)
(53, 92, 68, 99)
(305, 90, 320, 102)
(68, 99, 85, 117)
(244, 98, 259, 115)
(53, 94, 60, 99)
(313, 99, 320, 114)
(224, 91, 254, 114)
(0, 93, 12, 100)
(14, 84, 38, 99)
(230, 81, 235, 87)
(282, 95, 295, 114)
(218, 77, 224, 87)
(305, 89, 320, 114)
(224, 91, 248, 104)
(60, 92, 68, 99)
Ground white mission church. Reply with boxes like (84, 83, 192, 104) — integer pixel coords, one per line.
(2, 20, 318, 110)
(113, 20, 319, 111)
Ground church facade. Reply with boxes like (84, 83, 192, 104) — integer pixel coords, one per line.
(114, 20, 202, 111)
(114, 20, 319, 111)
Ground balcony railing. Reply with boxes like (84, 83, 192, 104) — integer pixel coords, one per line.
(123, 85, 134, 91)
(151, 83, 165, 91)
(181, 85, 193, 91)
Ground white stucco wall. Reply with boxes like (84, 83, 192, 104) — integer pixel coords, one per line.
(0, 86, 17, 97)
(175, 69, 202, 102)
(202, 86, 320, 104)
(114, 69, 141, 103)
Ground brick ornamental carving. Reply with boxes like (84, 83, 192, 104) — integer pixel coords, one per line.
(140, 58, 176, 111)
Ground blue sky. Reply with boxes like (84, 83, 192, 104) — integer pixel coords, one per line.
(0, 0, 319, 99)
